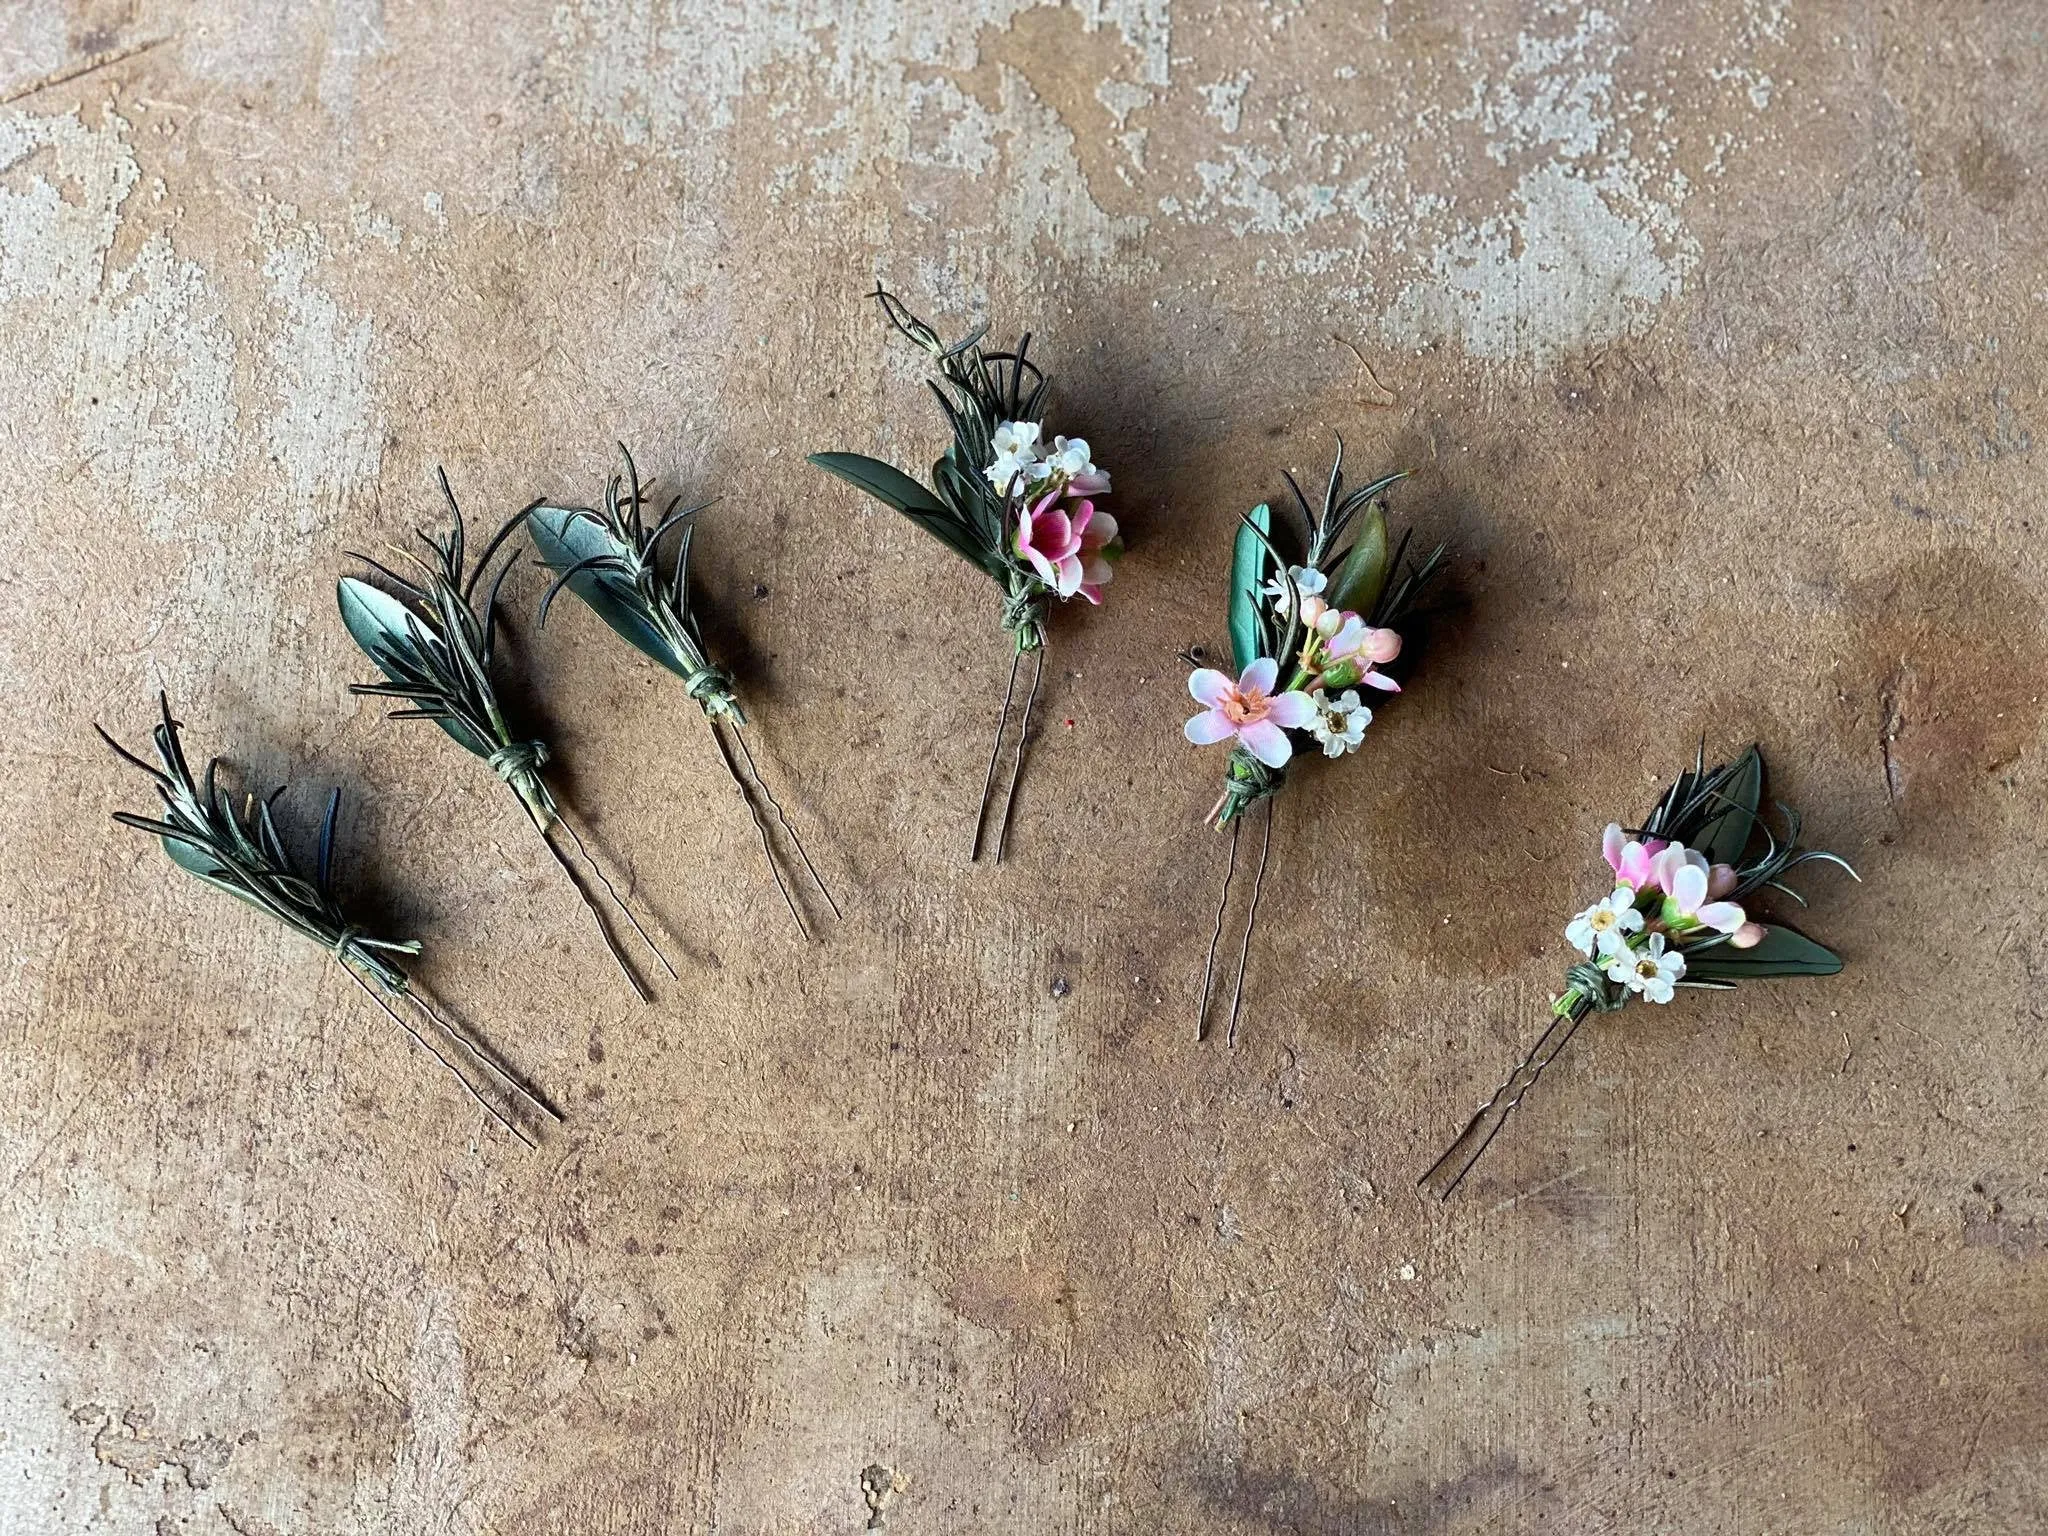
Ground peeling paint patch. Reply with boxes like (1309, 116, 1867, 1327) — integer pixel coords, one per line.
(0, 108, 236, 529)
(258, 203, 382, 530)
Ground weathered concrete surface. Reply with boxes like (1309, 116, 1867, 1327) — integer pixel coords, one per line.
(2, 1, 2044, 1530)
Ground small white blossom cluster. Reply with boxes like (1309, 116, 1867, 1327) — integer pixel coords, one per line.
(985, 421, 1107, 500)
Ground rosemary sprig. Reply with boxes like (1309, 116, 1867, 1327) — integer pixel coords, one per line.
(1420, 742, 1859, 1199)
(526, 445, 838, 938)
(337, 469, 675, 1001)
(97, 694, 559, 1143)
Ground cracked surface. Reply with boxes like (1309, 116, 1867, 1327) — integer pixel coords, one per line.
(3, 1, 2046, 1531)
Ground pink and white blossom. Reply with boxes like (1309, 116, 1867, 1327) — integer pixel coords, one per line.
(1601, 823, 1668, 891)
(1184, 657, 1319, 769)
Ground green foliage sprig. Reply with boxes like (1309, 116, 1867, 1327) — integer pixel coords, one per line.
(1421, 743, 1859, 1198)
(337, 471, 675, 1001)
(98, 694, 558, 1143)
(806, 288, 1122, 862)
(527, 446, 838, 936)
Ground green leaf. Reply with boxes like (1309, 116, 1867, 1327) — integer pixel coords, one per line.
(1229, 502, 1273, 674)
(1325, 498, 1389, 616)
(336, 578, 494, 758)
(1685, 925, 1842, 980)
(810, 451, 997, 575)
(527, 506, 692, 680)
(808, 452, 949, 515)
(1700, 747, 1763, 866)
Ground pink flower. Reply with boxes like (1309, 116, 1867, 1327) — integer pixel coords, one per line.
(1184, 657, 1319, 768)
(1601, 823, 1669, 890)
(1651, 844, 1748, 934)
(1324, 616, 1402, 692)
(1072, 500, 1120, 605)
(1014, 492, 1099, 599)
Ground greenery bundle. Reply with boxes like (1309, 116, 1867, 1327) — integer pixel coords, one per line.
(1421, 744, 1857, 1197)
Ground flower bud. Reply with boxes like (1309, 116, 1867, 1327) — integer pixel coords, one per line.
(1299, 595, 1327, 627)
(1730, 921, 1766, 949)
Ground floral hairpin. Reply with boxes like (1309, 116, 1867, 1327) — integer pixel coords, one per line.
(98, 694, 559, 1143)
(338, 471, 675, 1001)
(1184, 443, 1443, 1045)
(526, 446, 837, 937)
(1421, 743, 1858, 1198)
(809, 287, 1120, 862)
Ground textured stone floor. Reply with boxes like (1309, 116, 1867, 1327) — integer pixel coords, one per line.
(3, 2, 2045, 1531)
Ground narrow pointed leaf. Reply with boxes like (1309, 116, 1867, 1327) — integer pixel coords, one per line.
(1700, 748, 1764, 866)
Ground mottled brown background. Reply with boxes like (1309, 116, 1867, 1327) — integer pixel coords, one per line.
(2, 1, 2044, 1531)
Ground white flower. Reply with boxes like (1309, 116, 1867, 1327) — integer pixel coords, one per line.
(1261, 564, 1327, 615)
(985, 421, 1046, 494)
(1605, 932, 1685, 1004)
(1048, 434, 1096, 479)
(1566, 887, 1645, 958)
(1309, 689, 1370, 757)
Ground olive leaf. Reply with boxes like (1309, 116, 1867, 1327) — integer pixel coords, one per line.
(1325, 496, 1388, 617)
(97, 693, 558, 1143)
(1686, 925, 1843, 979)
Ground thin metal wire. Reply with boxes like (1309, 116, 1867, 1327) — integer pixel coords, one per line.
(1420, 1003, 1591, 1199)
(343, 966, 533, 1145)
(554, 810, 678, 983)
(990, 645, 1044, 865)
(710, 718, 806, 941)
(1225, 801, 1274, 1050)
(536, 826, 652, 1003)
(730, 723, 840, 920)
(406, 985, 561, 1125)
(970, 650, 1025, 862)
(1195, 817, 1243, 1041)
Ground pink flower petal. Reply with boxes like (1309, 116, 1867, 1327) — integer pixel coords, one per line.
(1360, 669, 1401, 692)
(1068, 501, 1094, 539)
(1617, 843, 1652, 888)
(1361, 627, 1402, 663)
(1081, 511, 1118, 550)
(1603, 823, 1626, 874)
(1078, 583, 1103, 605)
(1650, 845, 1689, 895)
(1189, 668, 1234, 708)
(1081, 556, 1114, 586)
(1067, 470, 1110, 496)
(1696, 901, 1746, 934)
(1240, 656, 1279, 695)
(1238, 719, 1294, 768)
(1053, 553, 1083, 598)
(1264, 690, 1319, 729)
(1185, 709, 1237, 745)
(1671, 863, 1708, 914)
(1022, 545, 1059, 586)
